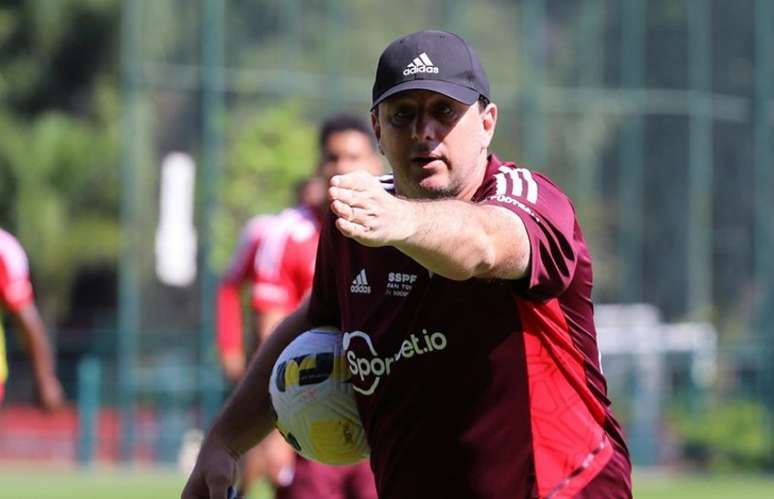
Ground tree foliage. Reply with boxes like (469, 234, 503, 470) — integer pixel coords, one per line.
(211, 100, 318, 271)
(0, 0, 120, 322)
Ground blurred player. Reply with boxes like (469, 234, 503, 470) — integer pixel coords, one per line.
(216, 178, 324, 385)
(0, 228, 64, 411)
(216, 114, 382, 498)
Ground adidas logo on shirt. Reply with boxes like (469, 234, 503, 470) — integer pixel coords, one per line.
(403, 52, 439, 76)
(350, 269, 372, 294)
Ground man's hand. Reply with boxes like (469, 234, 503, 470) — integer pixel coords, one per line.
(328, 171, 415, 247)
(181, 437, 239, 499)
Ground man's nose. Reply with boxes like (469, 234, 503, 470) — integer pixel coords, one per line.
(411, 112, 437, 142)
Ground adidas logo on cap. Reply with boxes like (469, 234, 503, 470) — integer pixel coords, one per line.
(372, 30, 490, 109)
(350, 268, 372, 294)
(403, 52, 439, 76)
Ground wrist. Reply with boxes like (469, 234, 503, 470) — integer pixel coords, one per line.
(206, 423, 244, 461)
(395, 198, 419, 244)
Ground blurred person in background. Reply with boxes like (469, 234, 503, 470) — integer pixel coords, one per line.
(0, 228, 64, 412)
(215, 114, 383, 498)
(186, 30, 631, 499)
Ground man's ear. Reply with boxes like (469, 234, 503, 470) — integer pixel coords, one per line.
(481, 103, 497, 149)
(370, 111, 383, 155)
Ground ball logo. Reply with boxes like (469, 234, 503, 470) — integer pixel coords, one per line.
(274, 353, 333, 392)
(343, 329, 448, 396)
(274, 352, 350, 393)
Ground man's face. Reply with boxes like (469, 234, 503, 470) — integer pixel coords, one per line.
(372, 90, 496, 200)
(319, 130, 381, 181)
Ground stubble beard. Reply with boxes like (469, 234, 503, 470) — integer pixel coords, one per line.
(392, 164, 463, 200)
(396, 177, 461, 200)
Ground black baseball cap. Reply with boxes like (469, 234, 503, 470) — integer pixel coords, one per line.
(371, 30, 491, 110)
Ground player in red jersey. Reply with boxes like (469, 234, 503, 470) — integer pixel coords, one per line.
(0, 228, 63, 411)
(215, 115, 383, 499)
(216, 182, 320, 385)
(184, 30, 631, 499)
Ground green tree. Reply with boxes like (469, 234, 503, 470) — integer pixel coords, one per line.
(211, 100, 317, 270)
(0, 0, 121, 322)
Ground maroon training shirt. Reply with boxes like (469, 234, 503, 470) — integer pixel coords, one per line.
(308, 155, 631, 499)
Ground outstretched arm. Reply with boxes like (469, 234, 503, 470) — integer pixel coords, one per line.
(328, 170, 531, 281)
(11, 303, 63, 411)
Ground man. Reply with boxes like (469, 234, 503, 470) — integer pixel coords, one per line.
(0, 228, 63, 411)
(215, 114, 382, 498)
(185, 30, 631, 499)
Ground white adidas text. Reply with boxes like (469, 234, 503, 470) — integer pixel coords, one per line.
(403, 52, 439, 76)
(350, 269, 371, 294)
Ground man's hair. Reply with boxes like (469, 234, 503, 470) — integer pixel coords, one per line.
(478, 95, 490, 110)
(319, 114, 375, 151)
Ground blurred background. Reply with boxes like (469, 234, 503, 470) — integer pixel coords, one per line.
(0, 0, 773, 497)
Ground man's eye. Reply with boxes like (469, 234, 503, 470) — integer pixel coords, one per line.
(436, 105, 454, 117)
(392, 110, 412, 123)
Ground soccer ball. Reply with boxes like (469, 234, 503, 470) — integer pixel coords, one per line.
(269, 326, 369, 465)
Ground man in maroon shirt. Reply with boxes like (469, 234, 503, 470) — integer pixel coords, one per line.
(183, 30, 632, 499)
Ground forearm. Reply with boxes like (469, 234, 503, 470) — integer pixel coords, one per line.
(394, 200, 530, 281)
(14, 305, 56, 381)
(216, 284, 244, 362)
(207, 299, 313, 457)
(328, 170, 530, 281)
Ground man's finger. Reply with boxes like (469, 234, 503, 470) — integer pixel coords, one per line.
(181, 480, 210, 499)
(205, 475, 236, 499)
(330, 174, 360, 190)
(329, 187, 369, 208)
(330, 171, 375, 190)
(335, 217, 369, 239)
(331, 200, 355, 221)
(332, 202, 373, 227)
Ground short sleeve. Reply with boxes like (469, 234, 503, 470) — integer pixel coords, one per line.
(307, 211, 341, 327)
(0, 231, 34, 311)
(480, 166, 579, 300)
(222, 215, 269, 284)
(253, 214, 318, 313)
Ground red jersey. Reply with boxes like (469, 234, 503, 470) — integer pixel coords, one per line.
(251, 207, 319, 313)
(221, 214, 273, 290)
(308, 156, 631, 499)
(0, 229, 35, 385)
(217, 208, 319, 355)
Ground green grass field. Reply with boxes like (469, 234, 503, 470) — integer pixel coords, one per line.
(1, 468, 773, 498)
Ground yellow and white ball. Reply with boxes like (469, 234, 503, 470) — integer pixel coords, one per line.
(269, 327, 369, 465)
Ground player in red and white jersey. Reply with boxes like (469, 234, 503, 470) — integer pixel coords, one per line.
(216, 213, 273, 382)
(184, 31, 631, 499)
(215, 115, 383, 499)
(0, 228, 63, 410)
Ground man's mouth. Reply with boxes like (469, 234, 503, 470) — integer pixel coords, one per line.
(411, 156, 443, 167)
